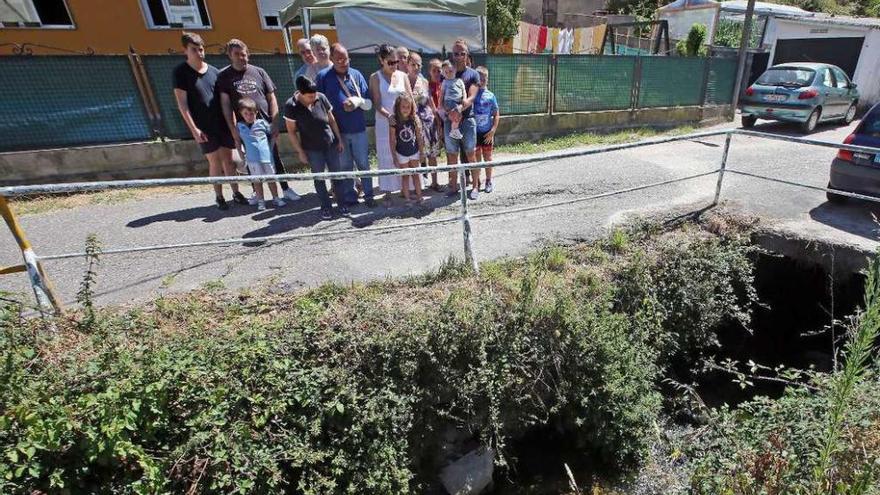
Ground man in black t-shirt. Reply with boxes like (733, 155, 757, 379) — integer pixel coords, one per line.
(172, 32, 245, 210)
(218, 39, 300, 203)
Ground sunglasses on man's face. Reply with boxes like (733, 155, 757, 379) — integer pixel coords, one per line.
(452, 52, 467, 57)
(385, 59, 399, 65)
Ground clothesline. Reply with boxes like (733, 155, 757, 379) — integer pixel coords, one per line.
(511, 22, 608, 55)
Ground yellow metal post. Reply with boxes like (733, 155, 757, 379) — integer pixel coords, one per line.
(0, 195, 62, 314)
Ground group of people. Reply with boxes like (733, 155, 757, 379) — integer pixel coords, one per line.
(172, 32, 500, 220)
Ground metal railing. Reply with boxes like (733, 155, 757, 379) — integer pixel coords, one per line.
(3, 128, 880, 316)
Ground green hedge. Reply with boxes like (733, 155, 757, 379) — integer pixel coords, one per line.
(0, 226, 755, 493)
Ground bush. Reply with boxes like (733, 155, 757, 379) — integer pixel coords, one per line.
(686, 251, 880, 495)
(676, 24, 708, 57)
(0, 224, 756, 493)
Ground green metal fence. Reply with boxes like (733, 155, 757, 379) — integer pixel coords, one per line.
(0, 53, 737, 152)
(638, 56, 707, 108)
(704, 57, 737, 105)
(0, 56, 153, 152)
(554, 55, 637, 112)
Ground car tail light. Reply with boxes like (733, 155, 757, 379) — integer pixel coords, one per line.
(745, 86, 754, 96)
(798, 88, 819, 100)
(838, 134, 856, 161)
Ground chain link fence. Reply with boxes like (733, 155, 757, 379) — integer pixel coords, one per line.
(638, 56, 707, 108)
(1, 53, 736, 152)
(554, 55, 637, 112)
(0, 56, 154, 152)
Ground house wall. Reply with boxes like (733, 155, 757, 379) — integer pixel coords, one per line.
(766, 18, 879, 107)
(0, 0, 335, 55)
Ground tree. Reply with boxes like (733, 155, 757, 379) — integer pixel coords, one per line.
(487, 0, 522, 44)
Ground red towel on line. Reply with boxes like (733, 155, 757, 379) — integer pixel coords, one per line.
(537, 25, 548, 52)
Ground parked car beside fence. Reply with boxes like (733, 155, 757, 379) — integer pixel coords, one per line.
(740, 62, 858, 133)
(827, 102, 880, 203)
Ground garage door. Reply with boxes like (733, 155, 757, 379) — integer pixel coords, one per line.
(773, 37, 863, 77)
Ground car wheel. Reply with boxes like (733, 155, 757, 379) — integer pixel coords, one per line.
(826, 182, 846, 204)
(802, 108, 820, 134)
(843, 103, 857, 124)
(741, 115, 757, 128)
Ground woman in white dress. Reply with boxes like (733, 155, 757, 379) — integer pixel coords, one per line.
(369, 44, 412, 194)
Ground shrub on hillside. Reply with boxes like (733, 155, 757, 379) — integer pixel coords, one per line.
(0, 225, 756, 493)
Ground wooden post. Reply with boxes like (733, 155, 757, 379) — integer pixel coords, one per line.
(0, 196, 62, 315)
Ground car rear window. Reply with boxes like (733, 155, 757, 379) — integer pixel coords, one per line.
(756, 68, 815, 87)
(863, 112, 880, 137)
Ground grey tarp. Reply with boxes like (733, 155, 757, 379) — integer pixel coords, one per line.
(335, 7, 484, 52)
(280, 0, 486, 26)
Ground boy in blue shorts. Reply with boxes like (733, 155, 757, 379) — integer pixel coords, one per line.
(236, 98, 286, 211)
(473, 66, 500, 194)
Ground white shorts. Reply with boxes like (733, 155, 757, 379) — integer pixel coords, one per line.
(248, 162, 274, 177)
(396, 152, 419, 165)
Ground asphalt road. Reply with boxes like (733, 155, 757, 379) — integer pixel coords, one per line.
(2, 116, 876, 307)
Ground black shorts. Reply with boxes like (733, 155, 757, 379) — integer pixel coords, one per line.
(199, 127, 235, 155)
(476, 130, 493, 150)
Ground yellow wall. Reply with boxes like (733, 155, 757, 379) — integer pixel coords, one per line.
(0, 0, 336, 55)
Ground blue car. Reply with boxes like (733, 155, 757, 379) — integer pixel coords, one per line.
(827, 102, 880, 203)
(741, 62, 859, 134)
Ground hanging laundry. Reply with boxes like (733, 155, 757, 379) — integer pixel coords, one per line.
(517, 22, 530, 53)
(555, 27, 565, 54)
(572, 28, 582, 54)
(580, 27, 595, 55)
(537, 25, 548, 53)
(562, 28, 574, 54)
(527, 23, 540, 53)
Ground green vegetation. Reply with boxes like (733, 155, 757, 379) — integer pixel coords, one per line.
(0, 221, 756, 493)
(487, 0, 523, 45)
(684, 253, 880, 494)
(676, 24, 709, 57)
(494, 126, 696, 155)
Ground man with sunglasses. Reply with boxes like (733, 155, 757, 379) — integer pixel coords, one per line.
(444, 39, 481, 200)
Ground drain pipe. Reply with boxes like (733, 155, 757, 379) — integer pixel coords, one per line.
(729, 0, 757, 121)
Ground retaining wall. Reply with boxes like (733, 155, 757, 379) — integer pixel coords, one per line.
(0, 105, 732, 186)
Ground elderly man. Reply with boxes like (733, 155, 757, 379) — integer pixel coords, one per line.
(310, 34, 333, 74)
(318, 43, 374, 207)
(218, 38, 300, 203)
(294, 38, 318, 82)
(444, 38, 481, 200)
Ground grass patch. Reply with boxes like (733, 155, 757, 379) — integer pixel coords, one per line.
(494, 125, 696, 155)
(10, 185, 205, 216)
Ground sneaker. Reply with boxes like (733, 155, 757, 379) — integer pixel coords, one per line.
(450, 128, 463, 139)
(339, 206, 350, 216)
(468, 188, 479, 201)
(216, 196, 229, 210)
(248, 193, 259, 206)
(283, 189, 301, 201)
(484, 181, 494, 193)
(232, 191, 249, 205)
(274, 198, 286, 208)
(257, 200, 267, 211)
(365, 197, 376, 208)
(320, 208, 333, 220)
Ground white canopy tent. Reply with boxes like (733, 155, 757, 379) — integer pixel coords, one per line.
(279, 0, 488, 54)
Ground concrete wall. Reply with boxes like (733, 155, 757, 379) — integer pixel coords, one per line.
(766, 18, 879, 108)
(0, 105, 732, 186)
